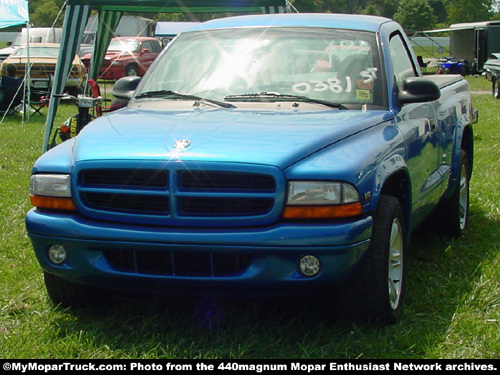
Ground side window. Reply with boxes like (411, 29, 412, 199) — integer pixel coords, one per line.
(152, 40, 161, 53)
(389, 33, 417, 90)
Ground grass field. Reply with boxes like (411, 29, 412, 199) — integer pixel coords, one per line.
(0, 77, 498, 359)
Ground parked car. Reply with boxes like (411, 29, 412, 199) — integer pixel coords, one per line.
(81, 37, 161, 80)
(483, 53, 500, 99)
(1, 43, 86, 96)
(0, 28, 63, 65)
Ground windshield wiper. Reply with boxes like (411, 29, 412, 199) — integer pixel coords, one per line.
(135, 90, 235, 108)
(224, 92, 348, 110)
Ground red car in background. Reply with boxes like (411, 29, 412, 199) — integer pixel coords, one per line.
(81, 37, 162, 80)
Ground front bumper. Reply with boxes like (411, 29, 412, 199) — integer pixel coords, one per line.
(29, 77, 83, 89)
(26, 208, 372, 297)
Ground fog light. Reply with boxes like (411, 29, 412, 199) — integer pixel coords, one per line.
(48, 245, 67, 265)
(299, 255, 321, 277)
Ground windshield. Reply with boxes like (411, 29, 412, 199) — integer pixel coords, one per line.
(108, 39, 140, 52)
(13, 46, 59, 58)
(136, 27, 384, 108)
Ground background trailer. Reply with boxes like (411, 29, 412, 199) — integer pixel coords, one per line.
(426, 20, 500, 73)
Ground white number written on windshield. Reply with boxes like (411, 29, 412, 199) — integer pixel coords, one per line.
(291, 68, 378, 95)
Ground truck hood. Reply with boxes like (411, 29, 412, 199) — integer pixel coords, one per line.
(73, 106, 390, 169)
(105, 51, 135, 60)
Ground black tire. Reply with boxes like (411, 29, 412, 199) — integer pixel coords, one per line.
(493, 78, 500, 99)
(340, 195, 405, 324)
(437, 150, 470, 237)
(125, 64, 139, 77)
(43, 271, 108, 308)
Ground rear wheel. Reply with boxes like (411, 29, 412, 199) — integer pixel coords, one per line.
(438, 150, 470, 237)
(44, 272, 108, 308)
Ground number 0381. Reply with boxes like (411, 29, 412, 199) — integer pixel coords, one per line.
(292, 77, 352, 95)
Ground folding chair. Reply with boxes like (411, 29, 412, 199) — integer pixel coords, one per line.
(29, 93, 50, 115)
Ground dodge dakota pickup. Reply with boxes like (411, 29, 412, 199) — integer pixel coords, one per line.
(26, 13, 477, 324)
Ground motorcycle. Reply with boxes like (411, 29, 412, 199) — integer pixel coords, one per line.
(49, 93, 102, 148)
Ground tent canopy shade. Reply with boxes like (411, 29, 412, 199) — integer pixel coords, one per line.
(42, 0, 289, 152)
(0, 0, 29, 125)
(0, 0, 29, 29)
(65, 0, 287, 12)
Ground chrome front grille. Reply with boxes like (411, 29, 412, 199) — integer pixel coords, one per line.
(74, 162, 284, 227)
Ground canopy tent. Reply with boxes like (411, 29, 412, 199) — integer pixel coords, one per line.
(0, 0, 29, 124)
(0, 0, 29, 29)
(42, 0, 289, 152)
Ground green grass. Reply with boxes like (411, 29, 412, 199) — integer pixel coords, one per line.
(0, 95, 499, 359)
(467, 75, 493, 92)
(412, 45, 449, 60)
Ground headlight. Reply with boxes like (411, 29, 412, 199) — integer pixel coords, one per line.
(29, 174, 76, 211)
(283, 181, 362, 219)
(30, 174, 71, 197)
(110, 61, 123, 66)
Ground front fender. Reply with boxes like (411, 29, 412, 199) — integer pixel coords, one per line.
(372, 153, 409, 206)
(446, 112, 474, 201)
(284, 119, 405, 214)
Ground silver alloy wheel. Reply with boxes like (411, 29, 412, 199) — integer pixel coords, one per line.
(459, 163, 469, 230)
(388, 217, 404, 310)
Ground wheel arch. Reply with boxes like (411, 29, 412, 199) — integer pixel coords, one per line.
(378, 169, 412, 245)
(371, 154, 411, 238)
(461, 124, 473, 179)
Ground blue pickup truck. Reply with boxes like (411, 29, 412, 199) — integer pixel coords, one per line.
(26, 14, 477, 324)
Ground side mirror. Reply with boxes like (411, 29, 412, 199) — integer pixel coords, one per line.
(140, 48, 150, 55)
(112, 76, 141, 100)
(398, 77, 441, 106)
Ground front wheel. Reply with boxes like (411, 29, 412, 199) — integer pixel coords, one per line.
(340, 195, 405, 324)
(125, 64, 139, 77)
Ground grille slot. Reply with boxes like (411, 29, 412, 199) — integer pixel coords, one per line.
(84, 193, 169, 214)
(181, 171, 275, 190)
(104, 249, 252, 277)
(181, 197, 273, 216)
(82, 169, 168, 188)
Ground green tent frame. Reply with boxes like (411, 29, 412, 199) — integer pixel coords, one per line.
(42, 0, 288, 152)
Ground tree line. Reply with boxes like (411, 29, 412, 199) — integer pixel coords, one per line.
(26, 0, 500, 32)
